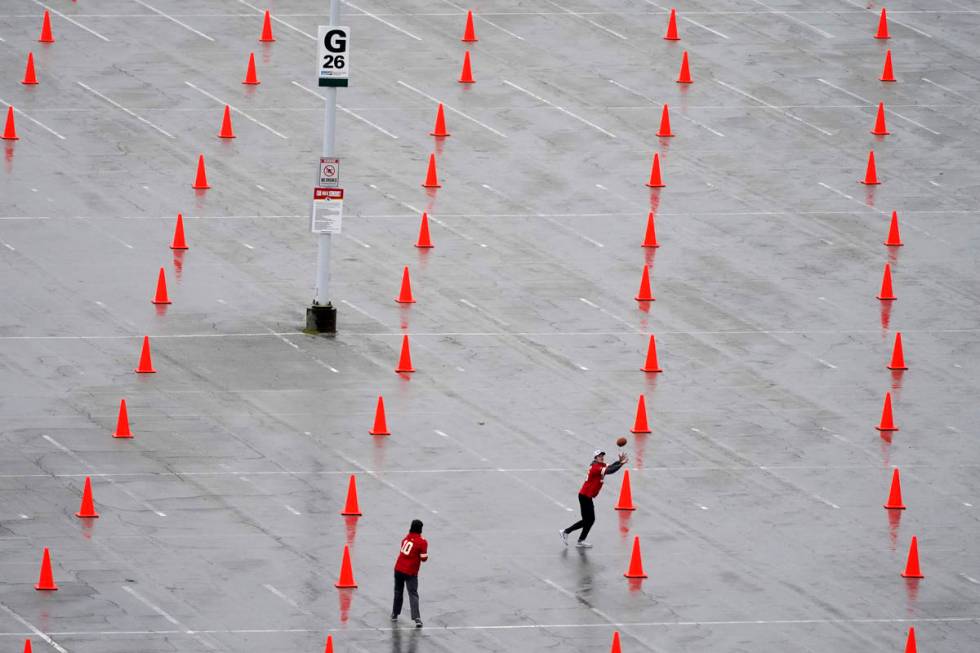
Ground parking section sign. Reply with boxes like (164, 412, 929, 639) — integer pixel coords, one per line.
(317, 26, 350, 87)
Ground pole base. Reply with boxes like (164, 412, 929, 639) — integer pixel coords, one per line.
(305, 303, 337, 335)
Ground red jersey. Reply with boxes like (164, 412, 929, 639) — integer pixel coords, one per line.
(394, 533, 428, 576)
(579, 462, 606, 498)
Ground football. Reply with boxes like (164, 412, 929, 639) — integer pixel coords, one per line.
(616, 437, 628, 447)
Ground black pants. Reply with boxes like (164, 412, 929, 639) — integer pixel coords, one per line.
(564, 494, 596, 541)
(392, 571, 420, 620)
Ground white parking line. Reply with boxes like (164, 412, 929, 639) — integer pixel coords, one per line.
(122, 586, 180, 626)
(237, 0, 314, 39)
(0, 603, 68, 653)
(31, 0, 110, 41)
(837, 0, 931, 37)
(185, 82, 288, 139)
(504, 80, 616, 137)
(459, 298, 510, 327)
(43, 435, 167, 517)
(77, 82, 175, 138)
(396, 80, 507, 137)
(643, 1, 729, 38)
(0, 97, 66, 140)
(263, 584, 307, 611)
(579, 297, 643, 333)
(343, 0, 423, 40)
(817, 79, 940, 135)
(716, 80, 832, 136)
(921, 77, 974, 101)
(132, 0, 213, 40)
(313, 358, 340, 373)
(541, 578, 658, 653)
(292, 81, 399, 139)
(544, 0, 628, 39)
(608, 78, 724, 136)
(437, 0, 524, 40)
(748, 0, 833, 38)
(0, 616, 978, 638)
(283, 505, 302, 515)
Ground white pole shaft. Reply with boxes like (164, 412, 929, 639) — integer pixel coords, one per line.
(313, 0, 341, 306)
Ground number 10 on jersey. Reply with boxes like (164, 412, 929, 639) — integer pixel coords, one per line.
(317, 25, 350, 87)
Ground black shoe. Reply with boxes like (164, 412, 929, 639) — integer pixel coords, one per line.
(390, 614, 398, 621)
(414, 619, 423, 628)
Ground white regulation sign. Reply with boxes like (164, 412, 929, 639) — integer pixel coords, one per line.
(311, 187, 344, 234)
(317, 25, 350, 87)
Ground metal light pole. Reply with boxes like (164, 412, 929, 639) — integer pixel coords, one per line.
(306, 0, 342, 334)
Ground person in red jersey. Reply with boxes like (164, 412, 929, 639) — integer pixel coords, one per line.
(392, 519, 428, 627)
(560, 450, 627, 548)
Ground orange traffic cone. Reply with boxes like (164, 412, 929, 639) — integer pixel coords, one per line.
(462, 10, 478, 42)
(883, 468, 906, 510)
(631, 395, 651, 433)
(243, 52, 260, 85)
(624, 536, 648, 578)
(335, 544, 358, 588)
(875, 8, 890, 39)
(615, 469, 635, 511)
(76, 476, 99, 518)
(171, 213, 189, 249)
(657, 104, 673, 137)
(646, 153, 665, 188)
(862, 150, 880, 185)
(193, 154, 210, 189)
(135, 336, 156, 373)
(635, 265, 655, 301)
(415, 212, 433, 248)
(422, 153, 441, 188)
(871, 102, 889, 135)
(324, 634, 334, 653)
(677, 51, 692, 83)
(884, 211, 903, 246)
(114, 398, 132, 438)
(610, 631, 623, 653)
(395, 336, 415, 373)
(881, 49, 896, 82)
(664, 8, 679, 40)
(35, 548, 57, 590)
(341, 474, 362, 515)
(876, 391, 898, 431)
(260, 9, 275, 41)
(369, 395, 390, 435)
(22, 639, 32, 653)
(2, 106, 18, 140)
(877, 263, 896, 300)
(395, 266, 416, 303)
(888, 332, 907, 370)
(901, 536, 923, 578)
(642, 334, 662, 372)
(152, 267, 171, 305)
(22, 53, 38, 85)
(39, 10, 54, 43)
(219, 105, 236, 138)
(905, 627, 917, 653)
(642, 212, 659, 247)
(430, 103, 450, 137)
(458, 51, 475, 83)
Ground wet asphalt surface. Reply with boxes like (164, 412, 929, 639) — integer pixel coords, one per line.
(0, 0, 979, 651)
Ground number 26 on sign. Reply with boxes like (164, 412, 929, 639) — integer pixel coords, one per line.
(317, 25, 350, 87)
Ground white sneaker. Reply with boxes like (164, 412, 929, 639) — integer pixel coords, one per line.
(559, 530, 568, 546)
(575, 541, 592, 548)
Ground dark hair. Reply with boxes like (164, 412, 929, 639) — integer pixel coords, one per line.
(410, 519, 423, 534)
